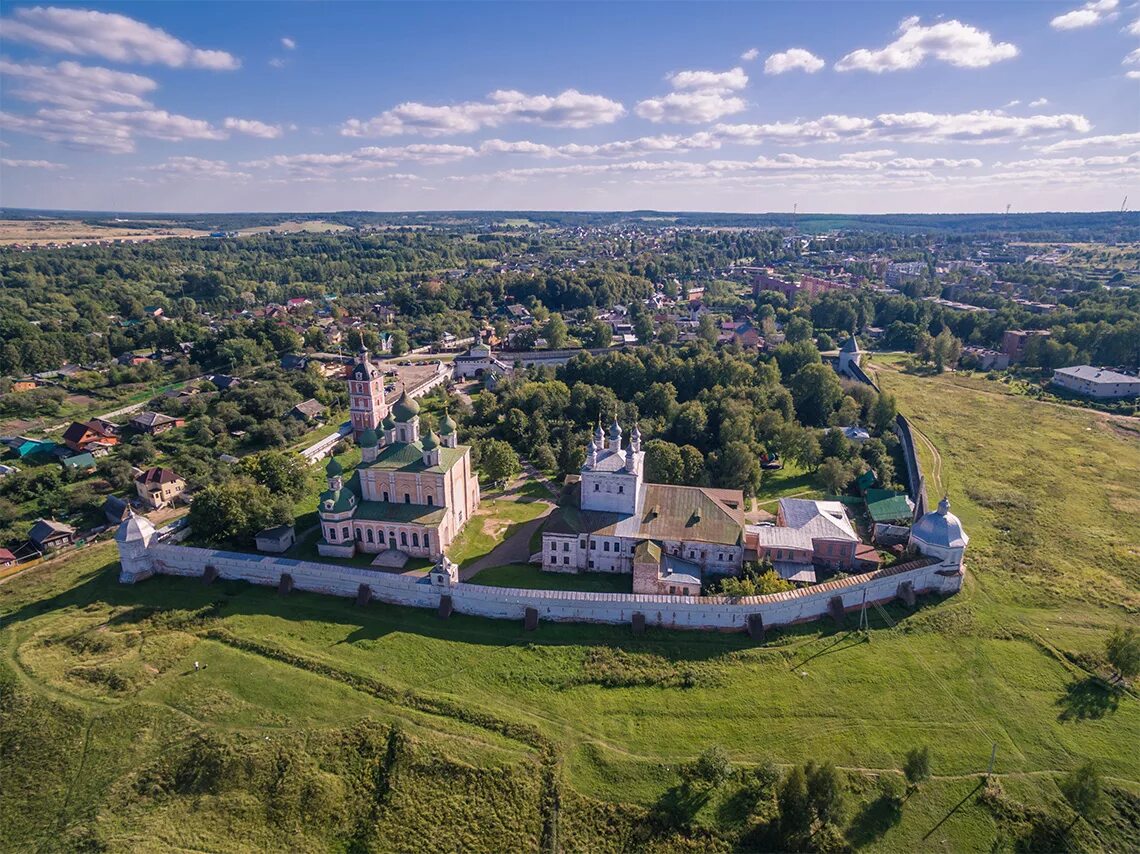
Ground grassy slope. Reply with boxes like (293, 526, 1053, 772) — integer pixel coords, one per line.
(2, 367, 1139, 851)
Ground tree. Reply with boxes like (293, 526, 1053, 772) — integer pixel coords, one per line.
(777, 765, 812, 836)
(679, 445, 705, 486)
(871, 391, 898, 432)
(797, 432, 823, 472)
(903, 746, 931, 789)
(390, 329, 409, 356)
(239, 451, 310, 500)
(716, 441, 762, 496)
(478, 438, 521, 485)
(697, 313, 718, 347)
(681, 746, 733, 789)
(790, 363, 844, 427)
(543, 313, 569, 350)
(914, 330, 934, 364)
(644, 439, 685, 484)
(1059, 762, 1106, 831)
(583, 319, 612, 349)
(785, 316, 814, 343)
(1106, 626, 1140, 682)
(672, 400, 709, 447)
(805, 761, 846, 827)
(931, 329, 961, 373)
(188, 479, 293, 546)
(818, 458, 853, 494)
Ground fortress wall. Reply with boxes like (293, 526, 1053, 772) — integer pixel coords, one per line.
(139, 543, 959, 631)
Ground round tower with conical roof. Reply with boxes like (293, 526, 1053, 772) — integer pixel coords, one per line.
(359, 427, 379, 463)
(421, 429, 442, 467)
(325, 456, 344, 492)
(439, 410, 458, 449)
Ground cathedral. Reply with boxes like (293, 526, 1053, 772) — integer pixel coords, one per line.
(317, 347, 480, 562)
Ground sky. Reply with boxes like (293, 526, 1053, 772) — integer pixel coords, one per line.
(0, 1, 1137, 214)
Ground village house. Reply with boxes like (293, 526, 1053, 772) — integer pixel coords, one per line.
(61, 419, 119, 454)
(29, 519, 76, 552)
(129, 411, 184, 435)
(288, 398, 327, 422)
(1052, 365, 1140, 399)
(0, 547, 16, 567)
(135, 466, 187, 510)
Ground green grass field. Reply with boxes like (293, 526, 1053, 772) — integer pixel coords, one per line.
(468, 563, 632, 593)
(2, 366, 1138, 852)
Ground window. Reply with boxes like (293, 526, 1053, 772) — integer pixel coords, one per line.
(590, 541, 597, 550)
(604, 542, 610, 552)
(356, 529, 362, 541)
(718, 553, 723, 561)
(579, 539, 586, 549)
(427, 495, 433, 506)
(342, 526, 350, 540)
(399, 428, 406, 441)
(383, 491, 389, 502)
(328, 528, 336, 541)
(563, 556, 569, 565)
(594, 483, 600, 492)
(562, 542, 569, 552)
(589, 560, 595, 568)
(424, 533, 431, 550)
(404, 493, 411, 503)
(412, 533, 419, 546)
(618, 485, 624, 494)
(669, 585, 676, 595)
(366, 529, 374, 543)
(400, 531, 408, 546)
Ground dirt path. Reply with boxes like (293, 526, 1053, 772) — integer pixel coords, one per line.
(459, 504, 554, 580)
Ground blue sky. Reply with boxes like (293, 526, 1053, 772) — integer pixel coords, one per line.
(0, 1, 1137, 213)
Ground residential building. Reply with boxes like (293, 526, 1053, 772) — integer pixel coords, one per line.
(62, 420, 119, 454)
(288, 398, 326, 422)
(961, 346, 1010, 371)
(135, 467, 186, 509)
(129, 411, 184, 435)
(453, 342, 511, 379)
(1051, 366, 1140, 399)
(1001, 329, 1050, 362)
(0, 548, 16, 567)
(255, 525, 296, 553)
(885, 261, 927, 289)
(29, 519, 76, 552)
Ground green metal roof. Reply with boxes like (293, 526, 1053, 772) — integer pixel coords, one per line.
(864, 488, 914, 523)
(352, 500, 447, 525)
(359, 428, 378, 447)
(392, 391, 420, 421)
(358, 439, 467, 474)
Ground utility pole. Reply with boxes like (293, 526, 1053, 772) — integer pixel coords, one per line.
(987, 743, 998, 776)
(858, 588, 868, 632)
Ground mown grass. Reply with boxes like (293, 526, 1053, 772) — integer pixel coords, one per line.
(2, 366, 1139, 851)
(447, 487, 550, 566)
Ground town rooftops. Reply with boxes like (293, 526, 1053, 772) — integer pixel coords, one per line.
(30, 519, 76, 543)
(62, 420, 114, 444)
(752, 498, 859, 552)
(1053, 365, 1139, 385)
(864, 488, 915, 523)
(289, 398, 326, 420)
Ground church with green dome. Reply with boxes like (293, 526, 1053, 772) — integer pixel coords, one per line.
(317, 350, 480, 562)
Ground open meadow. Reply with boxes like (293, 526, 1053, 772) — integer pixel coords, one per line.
(2, 365, 1138, 852)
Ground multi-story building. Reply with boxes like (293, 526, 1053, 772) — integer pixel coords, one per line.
(346, 346, 389, 438)
(542, 419, 746, 591)
(317, 350, 480, 562)
(1051, 366, 1140, 399)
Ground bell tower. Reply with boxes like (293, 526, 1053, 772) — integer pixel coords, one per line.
(348, 344, 387, 438)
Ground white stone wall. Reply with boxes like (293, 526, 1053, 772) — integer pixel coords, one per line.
(580, 469, 639, 515)
(128, 541, 963, 632)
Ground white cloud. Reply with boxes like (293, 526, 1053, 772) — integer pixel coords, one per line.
(480, 133, 720, 159)
(269, 58, 287, 69)
(341, 89, 625, 137)
(635, 90, 747, 123)
(1003, 99, 1021, 108)
(0, 60, 157, 109)
(0, 107, 226, 153)
(764, 48, 825, 74)
(223, 117, 284, 139)
(1038, 131, 1140, 152)
(1029, 97, 1050, 107)
(243, 144, 477, 177)
(835, 17, 1018, 72)
(636, 67, 749, 124)
(1125, 48, 1140, 65)
(147, 156, 250, 180)
(0, 6, 240, 69)
(713, 110, 1090, 145)
(1050, 0, 1118, 30)
(1, 157, 67, 169)
(667, 66, 748, 91)
(281, 37, 296, 49)
(740, 48, 760, 62)
(1126, 19, 1140, 36)
(1128, 70, 1140, 79)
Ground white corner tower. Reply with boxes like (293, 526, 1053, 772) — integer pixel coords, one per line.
(116, 510, 157, 584)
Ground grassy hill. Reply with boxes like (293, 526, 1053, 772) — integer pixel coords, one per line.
(2, 365, 1138, 852)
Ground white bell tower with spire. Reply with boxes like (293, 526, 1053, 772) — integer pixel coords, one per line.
(580, 417, 643, 515)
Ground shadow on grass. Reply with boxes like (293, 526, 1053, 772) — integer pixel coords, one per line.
(649, 782, 710, 830)
(1056, 676, 1120, 721)
(847, 792, 904, 847)
(923, 780, 984, 841)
